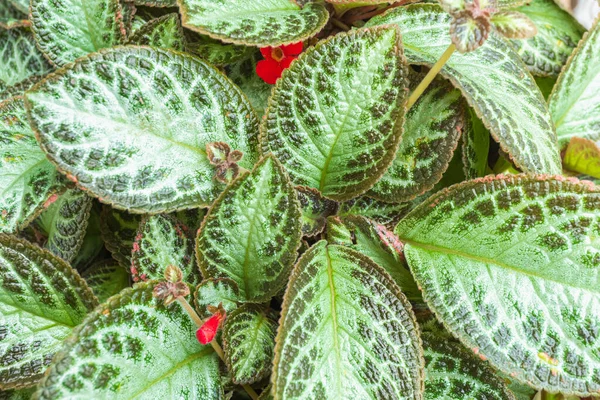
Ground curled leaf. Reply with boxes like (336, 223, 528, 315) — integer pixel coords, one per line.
(491, 11, 537, 39)
(563, 137, 600, 179)
(450, 10, 492, 53)
(153, 281, 190, 306)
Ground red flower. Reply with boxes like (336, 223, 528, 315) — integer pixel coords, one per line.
(256, 42, 303, 84)
(196, 309, 226, 345)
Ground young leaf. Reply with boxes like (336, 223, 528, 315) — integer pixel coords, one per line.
(368, 81, 465, 202)
(186, 33, 254, 67)
(0, 97, 62, 234)
(272, 241, 424, 399)
(296, 186, 338, 237)
(33, 282, 223, 399)
(99, 207, 142, 268)
(194, 278, 243, 318)
(450, 11, 491, 53)
(490, 11, 536, 39)
(81, 259, 131, 303)
(462, 109, 490, 179)
(25, 46, 260, 213)
(548, 16, 600, 148)
(36, 188, 93, 263)
(131, 213, 200, 284)
(262, 26, 408, 201)
(226, 52, 272, 118)
(339, 195, 413, 228)
(422, 332, 516, 399)
(367, 4, 561, 175)
(395, 175, 600, 395)
(178, 0, 329, 47)
(509, 0, 585, 77)
(196, 155, 302, 302)
(128, 13, 186, 50)
(0, 234, 98, 389)
(563, 137, 600, 178)
(0, 28, 52, 87)
(30, 0, 126, 66)
(222, 304, 278, 385)
(325, 215, 421, 301)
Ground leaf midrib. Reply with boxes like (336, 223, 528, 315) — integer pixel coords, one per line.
(325, 246, 342, 395)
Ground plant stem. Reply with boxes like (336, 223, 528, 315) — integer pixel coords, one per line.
(176, 297, 203, 327)
(331, 18, 350, 31)
(406, 43, 456, 109)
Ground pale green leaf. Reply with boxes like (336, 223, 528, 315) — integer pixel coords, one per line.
(368, 80, 465, 202)
(273, 241, 424, 399)
(179, 0, 329, 47)
(0, 234, 98, 389)
(222, 304, 277, 385)
(226, 52, 272, 118)
(462, 109, 490, 179)
(194, 277, 243, 318)
(0, 0, 29, 29)
(7, 0, 27, 14)
(450, 11, 491, 53)
(100, 206, 142, 268)
(0, 28, 52, 87)
(396, 175, 600, 395)
(563, 137, 600, 179)
(25, 46, 260, 212)
(510, 0, 585, 76)
(186, 33, 254, 67)
(131, 213, 200, 284)
(491, 11, 537, 39)
(367, 4, 561, 175)
(33, 282, 223, 399)
(549, 16, 600, 148)
(262, 26, 408, 201)
(0, 97, 62, 234)
(0, 76, 42, 103)
(296, 186, 338, 237)
(134, 0, 175, 7)
(81, 259, 131, 303)
(197, 155, 302, 302)
(339, 195, 413, 228)
(128, 13, 185, 50)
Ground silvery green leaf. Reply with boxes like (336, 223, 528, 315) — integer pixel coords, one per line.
(462, 109, 490, 179)
(186, 33, 254, 67)
(339, 196, 414, 228)
(128, 13, 185, 50)
(296, 186, 338, 237)
(194, 278, 243, 318)
(99, 206, 142, 268)
(0, 28, 52, 87)
(81, 259, 131, 303)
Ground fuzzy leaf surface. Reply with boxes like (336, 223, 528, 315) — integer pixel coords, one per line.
(396, 175, 600, 395)
(0, 0, 28, 29)
(367, 4, 561, 175)
(186, 33, 254, 67)
(223, 305, 277, 385)
(197, 155, 301, 302)
(549, 16, 600, 148)
(0, 235, 97, 389)
(339, 196, 413, 228)
(0, 98, 62, 234)
(194, 278, 242, 318)
(296, 186, 338, 237)
(273, 241, 424, 399)
(0, 28, 52, 87)
(33, 282, 222, 399)
(462, 110, 490, 179)
(81, 260, 131, 303)
(178, 0, 329, 46)
(99, 207, 141, 268)
(25, 46, 260, 213)
(262, 26, 408, 201)
(128, 13, 185, 50)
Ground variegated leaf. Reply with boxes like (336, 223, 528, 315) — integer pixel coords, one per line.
(36, 188, 93, 263)
(563, 137, 600, 179)
(296, 186, 338, 237)
(0, 234, 98, 389)
(0, 0, 29, 29)
(510, 0, 584, 77)
(194, 278, 242, 318)
(262, 26, 408, 201)
(131, 213, 200, 284)
(222, 304, 277, 385)
(491, 11, 537, 39)
(0, 97, 62, 234)
(549, 16, 600, 148)
(120, 0, 136, 36)
(7, 0, 27, 14)
(273, 241, 424, 399)
(197, 155, 302, 302)
(0, 388, 35, 400)
(462, 109, 490, 179)
(339, 195, 413, 228)
(0, 76, 42, 104)
(72, 203, 104, 269)
(25, 46, 260, 212)
(325, 215, 421, 301)
(396, 175, 600, 395)
(32, 282, 223, 399)
(367, 4, 561, 175)
(134, 0, 175, 7)
(172, 207, 206, 233)
(179, 0, 329, 47)
(186, 33, 254, 67)
(128, 13, 185, 50)
(450, 11, 491, 53)
(30, 0, 126, 66)
(226, 52, 272, 118)
(81, 259, 131, 303)
(368, 80, 465, 202)
(99, 206, 142, 268)
(0, 28, 52, 87)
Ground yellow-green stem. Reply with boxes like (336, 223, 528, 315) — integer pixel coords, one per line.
(176, 297, 203, 327)
(406, 43, 456, 109)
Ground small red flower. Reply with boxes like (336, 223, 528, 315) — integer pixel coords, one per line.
(256, 42, 303, 84)
(196, 308, 226, 345)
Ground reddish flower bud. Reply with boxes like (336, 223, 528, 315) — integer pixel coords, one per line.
(196, 307, 226, 345)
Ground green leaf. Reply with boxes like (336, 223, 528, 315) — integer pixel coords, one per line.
(128, 13, 186, 50)
(490, 11, 537, 39)
(0, 76, 42, 103)
(7, 0, 27, 14)
(194, 277, 243, 318)
(36, 188, 93, 263)
(33, 281, 223, 399)
(325, 215, 421, 301)
(339, 195, 413, 228)
(422, 332, 516, 399)
(0, 0, 29, 29)
(172, 207, 206, 233)
(25, 46, 260, 213)
(462, 109, 490, 179)
(81, 259, 131, 303)
(450, 11, 491, 53)
(0, 388, 35, 400)
(179, 0, 329, 47)
(0, 28, 52, 87)
(222, 304, 277, 385)
(72, 204, 104, 269)
(133, 0, 175, 7)
(0, 97, 63, 234)
(509, 0, 585, 77)
(0, 234, 98, 389)
(262, 26, 408, 201)
(395, 175, 600, 395)
(197, 155, 302, 302)
(367, 4, 561, 175)
(534, 76, 557, 100)
(30, 0, 126, 66)
(563, 137, 600, 179)
(99, 206, 142, 268)
(548, 16, 600, 148)
(272, 241, 424, 399)
(131, 213, 200, 284)
(296, 186, 338, 237)
(186, 33, 254, 67)
(120, 0, 137, 37)
(226, 52, 272, 118)
(368, 80, 465, 202)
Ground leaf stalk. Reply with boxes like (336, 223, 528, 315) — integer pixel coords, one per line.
(407, 43, 456, 109)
